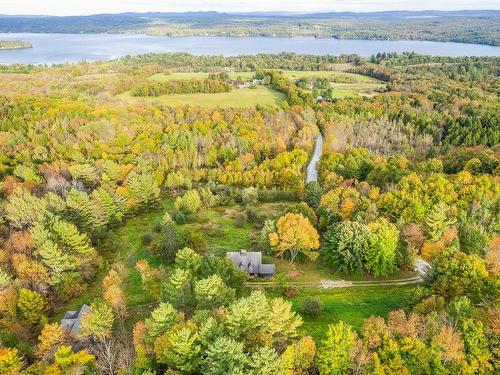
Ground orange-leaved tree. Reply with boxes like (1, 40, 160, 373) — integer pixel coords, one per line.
(268, 213, 319, 263)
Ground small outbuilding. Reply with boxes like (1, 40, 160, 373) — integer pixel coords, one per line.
(226, 250, 276, 278)
(61, 304, 90, 337)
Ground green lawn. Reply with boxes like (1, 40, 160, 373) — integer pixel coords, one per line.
(330, 63, 357, 72)
(289, 285, 413, 342)
(119, 85, 285, 108)
(268, 257, 414, 282)
(52, 201, 286, 324)
(327, 88, 356, 99)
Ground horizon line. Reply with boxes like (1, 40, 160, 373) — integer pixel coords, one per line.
(1, 9, 499, 18)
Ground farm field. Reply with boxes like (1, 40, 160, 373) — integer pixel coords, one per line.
(120, 85, 286, 107)
(145, 69, 385, 103)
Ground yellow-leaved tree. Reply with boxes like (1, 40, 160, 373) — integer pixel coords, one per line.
(268, 213, 320, 263)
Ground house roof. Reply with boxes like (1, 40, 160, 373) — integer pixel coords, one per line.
(61, 304, 90, 337)
(227, 250, 262, 268)
(259, 264, 276, 275)
(226, 250, 275, 276)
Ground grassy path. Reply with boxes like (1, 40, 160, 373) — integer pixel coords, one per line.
(247, 275, 422, 289)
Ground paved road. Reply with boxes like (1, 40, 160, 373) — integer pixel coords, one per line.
(414, 258, 432, 278)
(306, 134, 323, 182)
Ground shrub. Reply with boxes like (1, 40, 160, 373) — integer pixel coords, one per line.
(185, 230, 208, 254)
(153, 222, 163, 233)
(161, 212, 174, 226)
(242, 187, 259, 206)
(173, 210, 186, 225)
(174, 190, 201, 216)
(284, 286, 299, 298)
(259, 219, 276, 254)
(165, 171, 191, 191)
(141, 233, 154, 246)
(210, 185, 231, 205)
(302, 296, 324, 317)
(272, 273, 294, 296)
(199, 188, 219, 208)
(234, 212, 248, 228)
(245, 207, 258, 224)
(285, 202, 318, 226)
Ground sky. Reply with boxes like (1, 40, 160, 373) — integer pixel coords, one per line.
(1, 0, 499, 16)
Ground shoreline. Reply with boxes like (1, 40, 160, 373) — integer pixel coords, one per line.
(0, 46, 32, 50)
(0, 32, 498, 47)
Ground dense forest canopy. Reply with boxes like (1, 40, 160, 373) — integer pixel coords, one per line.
(0, 51, 498, 374)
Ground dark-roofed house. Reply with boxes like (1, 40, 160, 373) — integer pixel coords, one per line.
(61, 304, 90, 337)
(226, 250, 276, 278)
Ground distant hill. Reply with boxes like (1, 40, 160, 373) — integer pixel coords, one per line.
(0, 10, 498, 45)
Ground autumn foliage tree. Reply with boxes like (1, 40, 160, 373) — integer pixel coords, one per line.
(102, 268, 127, 332)
(0, 347, 24, 374)
(268, 213, 320, 262)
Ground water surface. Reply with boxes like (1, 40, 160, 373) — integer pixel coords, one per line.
(0, 33, 498, 65)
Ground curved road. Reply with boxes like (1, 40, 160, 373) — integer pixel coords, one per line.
(306, 134, 323, 182)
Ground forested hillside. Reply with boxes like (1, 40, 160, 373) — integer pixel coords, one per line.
(0, 10, 499, 45)
(0, 52, 498, 374)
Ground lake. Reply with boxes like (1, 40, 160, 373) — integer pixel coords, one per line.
(0, 33, 499, 65)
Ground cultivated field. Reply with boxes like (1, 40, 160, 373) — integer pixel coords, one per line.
(120, 85, 286, 107)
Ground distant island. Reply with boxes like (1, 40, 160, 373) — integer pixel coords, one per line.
(0, 40, 32, 50)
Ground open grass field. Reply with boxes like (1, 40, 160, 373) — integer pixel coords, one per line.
(289, 285, 413, 342)
(120, 85, 286, 107)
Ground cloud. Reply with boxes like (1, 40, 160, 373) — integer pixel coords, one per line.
(1, 0, 499, 16)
